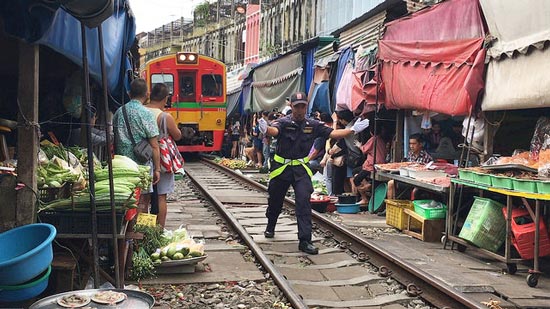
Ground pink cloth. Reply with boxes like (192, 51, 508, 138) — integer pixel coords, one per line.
(361, 135, 387, 172)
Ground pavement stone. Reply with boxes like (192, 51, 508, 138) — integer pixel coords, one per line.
(187, 224, 220, 231)
(291, 284, 341, 301)
(332, 285, 370, 301)
(246, 225, 296, 233)
(280, 268, 326, 281)
(368, 283, 389, 297)
(240, 217, 295, 226)
(226, 206, 268, 212)
(321, 265, 376, 281)
(270, 255, 302, 265)
(379, 304, 408, 309)
(204, 240, 246, 252)
(308, 252, 359, 265)
(217, 196, 267, 204)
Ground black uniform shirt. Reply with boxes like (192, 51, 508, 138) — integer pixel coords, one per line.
(272, 115, 333, 160)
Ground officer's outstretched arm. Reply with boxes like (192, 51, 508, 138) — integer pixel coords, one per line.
(329, 128, 354, 139)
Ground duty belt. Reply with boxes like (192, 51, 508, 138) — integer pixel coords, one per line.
(270, 154, 313, 179)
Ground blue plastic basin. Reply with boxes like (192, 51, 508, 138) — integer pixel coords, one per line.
(335, 203, 360, 214)
(0, 224, 56, 286)
(0, 266, 51, 303)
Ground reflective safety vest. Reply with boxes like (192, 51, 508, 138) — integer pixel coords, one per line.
(270, 154, 313, 179)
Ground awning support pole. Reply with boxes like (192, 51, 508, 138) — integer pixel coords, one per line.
(80, 23, 100, 289)
(98, 24, 121, 288)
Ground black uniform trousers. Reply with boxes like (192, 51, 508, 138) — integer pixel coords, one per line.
(266, 166, 314, 242)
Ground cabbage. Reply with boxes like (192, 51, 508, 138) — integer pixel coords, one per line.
(112, 155, 139, 172)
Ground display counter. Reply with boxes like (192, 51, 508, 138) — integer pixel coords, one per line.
(376, 171, 449, 194)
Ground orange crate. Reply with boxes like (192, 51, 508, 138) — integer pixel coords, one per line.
(385, 199, 422, 231)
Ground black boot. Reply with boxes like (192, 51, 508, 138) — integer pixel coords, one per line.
(264, 230, 275, 238)
(264, 219, 276, 238)
(299, 241, 318, 255)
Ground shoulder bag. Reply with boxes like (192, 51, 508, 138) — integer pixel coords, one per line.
(158, 113, 184, 173)
(122, 104, 153, 164)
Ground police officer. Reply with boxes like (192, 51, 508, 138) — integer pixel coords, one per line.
(258, 92, 370, 254)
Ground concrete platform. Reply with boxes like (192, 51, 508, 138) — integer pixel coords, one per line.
(329, 211, 550, 308)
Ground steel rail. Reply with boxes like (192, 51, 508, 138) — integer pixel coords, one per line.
(186, 161, 309, 309)
(200, 158, 485, 309)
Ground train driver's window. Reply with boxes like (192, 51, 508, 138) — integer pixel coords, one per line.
(202, 74, 222, 97)
(181, 76, 195, 97)
(151, 73, 174, 94)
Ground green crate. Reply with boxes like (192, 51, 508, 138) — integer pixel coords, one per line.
(472, 172, 492, 186)
(413, 200, 447, 219)
(385, 199, 422, 231)
(491, 175, 513, 190)
(458, 197, 506, 253)
(512, 178, 537, 193)
(536, 180, 550, 194)
(458, 169, 474, 181)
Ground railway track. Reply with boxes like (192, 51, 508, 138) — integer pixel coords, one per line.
(180, 159, 485, 309)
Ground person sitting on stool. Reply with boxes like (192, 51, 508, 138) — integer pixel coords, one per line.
(258, 92, 370, 254)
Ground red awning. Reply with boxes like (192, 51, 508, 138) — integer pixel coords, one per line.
(372, 0, 486, 116)
(379, 38, 486, 116)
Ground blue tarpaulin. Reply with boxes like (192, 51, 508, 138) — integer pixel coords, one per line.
(0, 0, 136, 106)
(308, 81, 331, 116)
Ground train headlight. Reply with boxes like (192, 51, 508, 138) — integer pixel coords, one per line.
(216, 118, 222, 125)
(176, 52, 198, 64)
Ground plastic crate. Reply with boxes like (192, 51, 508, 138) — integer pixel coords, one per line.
(512, 178, 537, 193)
(413, 200, 447, 219)
(385, 199, 422, 231)
(38, 211, 124, 234)
(39, 183, 71, 203)
(472, 172, 492, 186)
(459, 197, 506, 252)
(503, 207, 550, 260)
(491, 175, 513, 190)
(536, 181, 550, 194)
(458, 169, 474, 181)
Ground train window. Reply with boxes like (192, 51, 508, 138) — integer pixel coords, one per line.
(180, 74, 195, 97)
(202, 74, 222, 97)
(151, 73, 174, 94)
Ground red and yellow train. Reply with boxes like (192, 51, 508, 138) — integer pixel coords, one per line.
(142, 52, 226, 153)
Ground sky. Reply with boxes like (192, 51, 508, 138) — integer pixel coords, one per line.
(129, 0, 202, 33)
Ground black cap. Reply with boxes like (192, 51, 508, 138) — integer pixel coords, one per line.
(289, 92, 308, 105)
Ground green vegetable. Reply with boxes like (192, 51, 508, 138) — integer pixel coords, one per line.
(131, 247, 155, 281)
(133, 224, 168, 255)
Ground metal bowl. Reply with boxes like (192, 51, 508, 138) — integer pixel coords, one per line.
(0, 118, 17, 129)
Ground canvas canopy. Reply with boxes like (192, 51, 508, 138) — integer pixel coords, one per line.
(377, 0, 485, 116)
(480, 0, 550, 111)
(251, 52, 303, 112)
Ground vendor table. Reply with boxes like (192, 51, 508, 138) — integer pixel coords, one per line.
(447, 178, 547, 287)
(376, 171, 449, 195)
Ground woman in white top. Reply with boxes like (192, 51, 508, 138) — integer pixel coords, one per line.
(146, 83, 182, 228)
